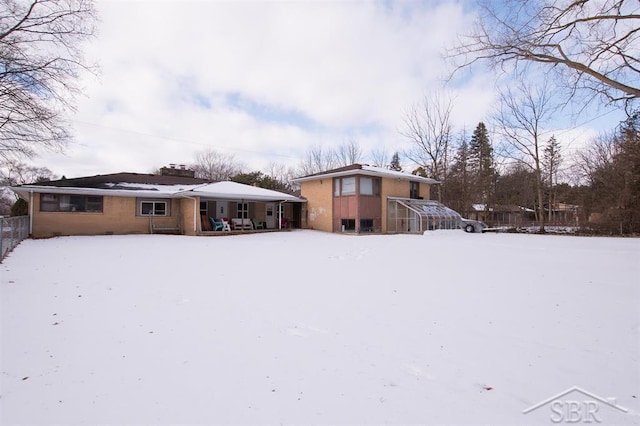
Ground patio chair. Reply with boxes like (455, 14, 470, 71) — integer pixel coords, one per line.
(209, 217, 225, 231)
(251, 218, 264, 230)
(201, 215, 212, 232)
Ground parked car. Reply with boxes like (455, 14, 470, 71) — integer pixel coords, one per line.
(461, 218, 488, 233)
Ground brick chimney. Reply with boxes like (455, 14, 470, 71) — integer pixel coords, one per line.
(160, 164, 195, 178)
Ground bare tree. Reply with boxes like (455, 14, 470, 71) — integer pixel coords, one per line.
(0, 160, 55, 185)
(0, 0, 97, 161)
(574, 112, 640, 233)
(451, 0, 640, 106)
(297, 145, 338, 175)
(369, 147, 389, 168)
(335, 139, 363, 167)
(264, 161, 296, 191)
(0, 160, 55, 214)
(493, 80, 560, 231)
(401, 92, 454, 200)
(575, 132, 618, 182)
(191, 149, 244, 181)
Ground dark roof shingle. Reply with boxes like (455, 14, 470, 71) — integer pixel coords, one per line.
(37, 172, 210, 188)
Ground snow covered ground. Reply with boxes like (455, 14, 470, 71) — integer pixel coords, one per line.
(1, 230, 639, 425)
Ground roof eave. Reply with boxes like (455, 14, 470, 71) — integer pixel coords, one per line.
(10, 185, 184, 199)
(293, 170, 439, 184)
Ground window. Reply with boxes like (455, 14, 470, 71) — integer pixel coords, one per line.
(200, 201, 207, 216)
(140, 200, 168, 216)
(341, 177, 356, 195)
(360, 177, 380, 196)
(410, 181, 420, 199)
(341, 219, 355, 232)
(40, 194, 103, 212)
(360, 219, 374, 232)
(237, 202, 249, 219)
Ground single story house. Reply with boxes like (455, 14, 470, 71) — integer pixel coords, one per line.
(466, 204, 537, 227)
(11, 166, 304, 238)
(292, 163, 460, 234)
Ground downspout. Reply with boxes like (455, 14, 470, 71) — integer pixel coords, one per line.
(29, 190, 34, 235)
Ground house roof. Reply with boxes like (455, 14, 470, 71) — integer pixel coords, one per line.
(471, 204, 535, 213)
(35, 172, 210, 188)
(292, 164, 439, 184)
(11, 173, 305, 202)
(189, 181, 304, 202)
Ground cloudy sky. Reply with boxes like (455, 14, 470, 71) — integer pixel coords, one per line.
(35, 0, 626, 179)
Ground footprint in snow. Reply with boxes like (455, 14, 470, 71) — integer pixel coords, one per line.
(402, 364, 433, 380)
(286, 324, 329, 338)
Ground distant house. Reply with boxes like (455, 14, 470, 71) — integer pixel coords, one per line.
(10, 165, 304, 238)
(550, 202, 580, 225)
(292, 164, 459, 233)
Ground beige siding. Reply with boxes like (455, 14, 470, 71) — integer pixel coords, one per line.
(180, 197, 199, 235)
(420, 182, 431, 200)
(380, 177, 407, 233)
(300, 179, 333, 232)
(301, 175, 433, 234)
(379, 177, 430, 233)
(31, 194, 184, 238)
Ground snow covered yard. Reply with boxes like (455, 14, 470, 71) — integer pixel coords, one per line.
(1, 230, 639, 425)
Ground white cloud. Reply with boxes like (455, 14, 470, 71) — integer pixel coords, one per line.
(30, 0, 623, 179)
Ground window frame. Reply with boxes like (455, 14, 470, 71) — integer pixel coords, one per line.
(139, 200, 170, 216)
(237, 202, 249, 219)
(341, 177, 356, 195)
(40, 193, 103, 213)
(410, 181, 420, 199)
(359, 177, 380, 196)
(341, 218, 356, 232)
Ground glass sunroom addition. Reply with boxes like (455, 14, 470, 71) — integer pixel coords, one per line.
(387, 197, 462, 233)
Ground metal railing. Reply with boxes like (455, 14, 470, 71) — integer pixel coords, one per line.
(1, 216, 29, 263)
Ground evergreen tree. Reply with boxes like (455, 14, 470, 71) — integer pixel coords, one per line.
(446, 139, 472, 213)
(468, 122, 496, 209)
(542, 136, 562, 222)
(11, 198, 28, 216)
(389, 152, 402, 171)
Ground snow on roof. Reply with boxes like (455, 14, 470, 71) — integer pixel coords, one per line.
(11, 180, 304, 202)
(360, 165, 439, 184)
(105, 182, 204, 193)
(292, 163, 439, 184)
(188, 181, 303, 202)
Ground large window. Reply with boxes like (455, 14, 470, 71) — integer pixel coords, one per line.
(40, 194, 103, 212)
(342, 177, 356, 195)
(359, 177, 380, 196)
(334, 177, 356, 196)
(140, 200, 168, 216)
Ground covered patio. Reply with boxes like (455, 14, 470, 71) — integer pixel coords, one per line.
(184, 181, 305, 235)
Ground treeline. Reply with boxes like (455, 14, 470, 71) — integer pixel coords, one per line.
(434, 113, 639, 234)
